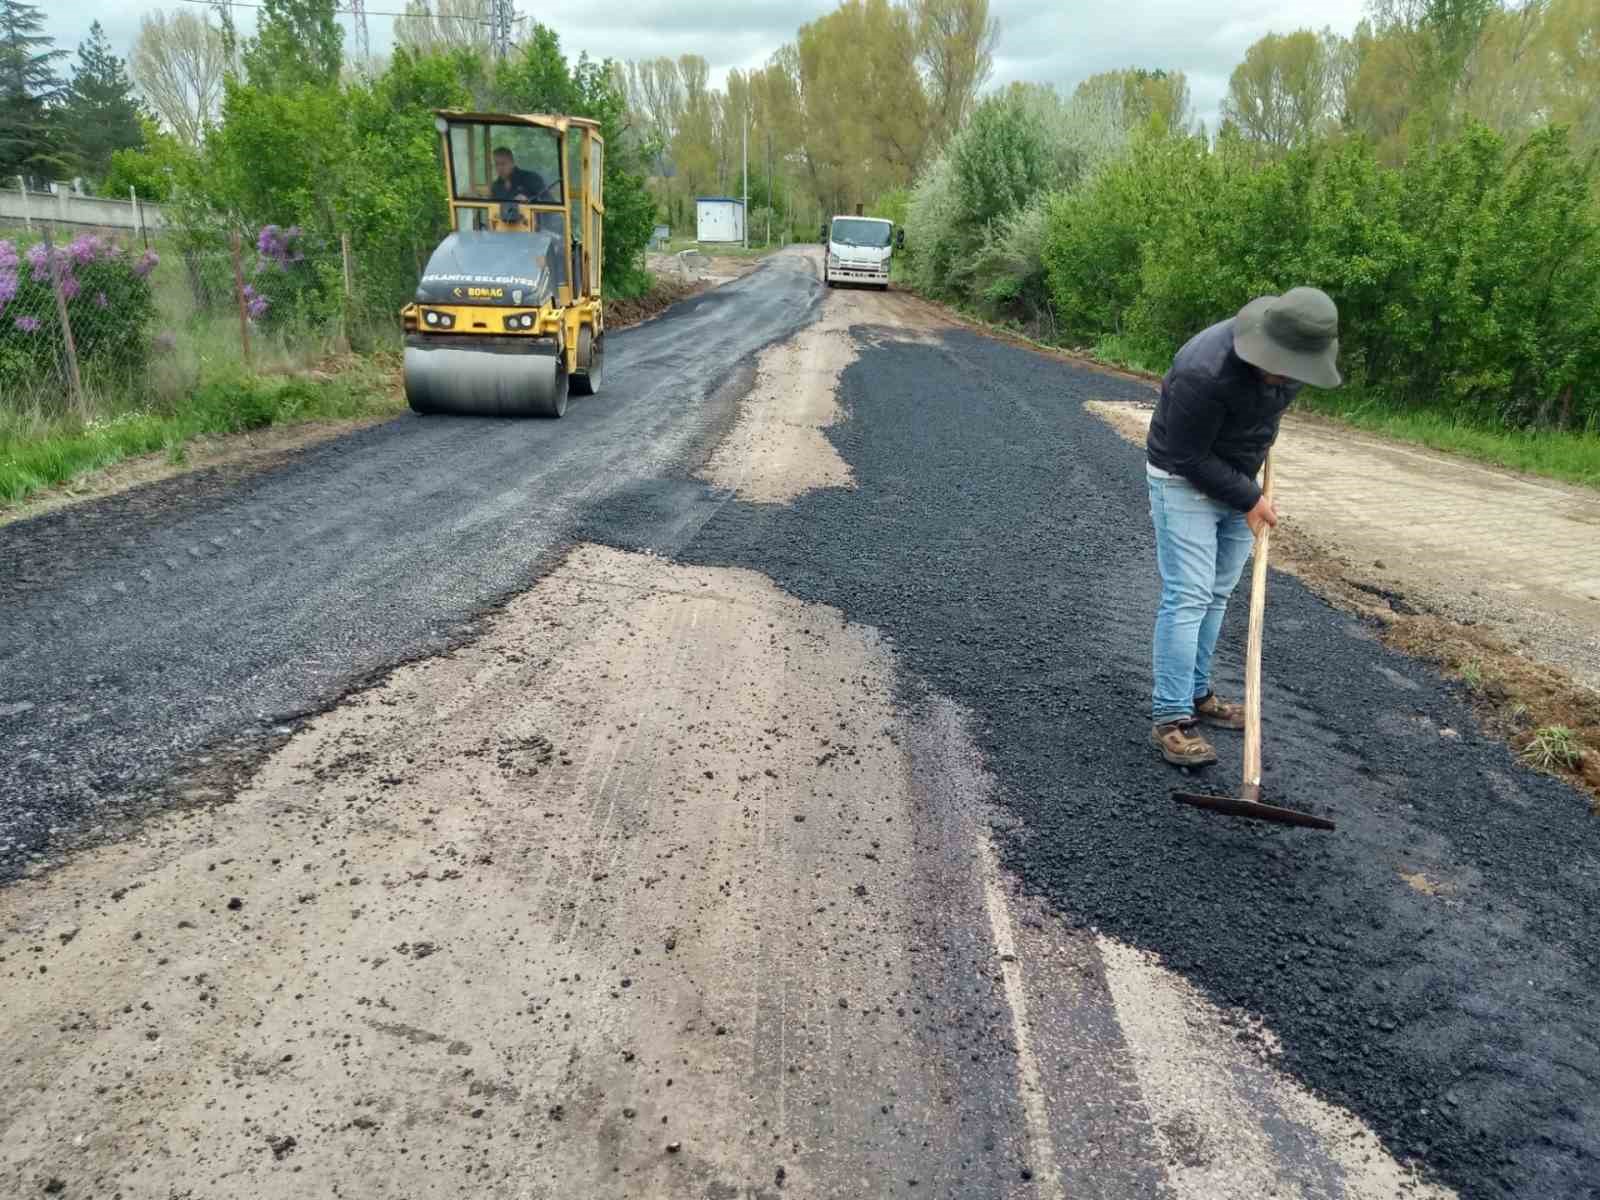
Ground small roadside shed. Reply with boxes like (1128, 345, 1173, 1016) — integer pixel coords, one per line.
(695, 196, 745, 244)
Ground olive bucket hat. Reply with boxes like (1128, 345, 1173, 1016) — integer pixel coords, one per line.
(1233, 286, 1341, 389)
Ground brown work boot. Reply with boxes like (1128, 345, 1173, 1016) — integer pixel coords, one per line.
(1194, 692, 1245, 730)
(1151, 720, 1218, 767)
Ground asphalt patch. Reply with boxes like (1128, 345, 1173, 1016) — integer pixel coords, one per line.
(652, 328, 1599, 1199)
(0, 261, 820, 882)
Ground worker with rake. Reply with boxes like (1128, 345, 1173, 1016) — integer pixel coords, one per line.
(1146, 288, 1341, 767)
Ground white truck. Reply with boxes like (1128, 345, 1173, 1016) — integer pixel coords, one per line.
(821, 214, 904, 290)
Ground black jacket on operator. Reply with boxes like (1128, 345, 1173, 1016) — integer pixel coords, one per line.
(1146, 317, 1300, 512)
(491, 166, 550, 202)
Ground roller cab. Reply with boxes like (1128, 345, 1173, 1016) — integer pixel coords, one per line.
(402, 110, 606, 417)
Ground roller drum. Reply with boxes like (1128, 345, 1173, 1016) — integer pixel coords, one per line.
(404, 343, 568, 418)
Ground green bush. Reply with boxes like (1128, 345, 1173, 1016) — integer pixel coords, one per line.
(1041, 122, 1600, 432)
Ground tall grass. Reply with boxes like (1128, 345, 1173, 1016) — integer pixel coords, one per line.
(1296, 392, 1600, 489)
(0, 360, 401, 507)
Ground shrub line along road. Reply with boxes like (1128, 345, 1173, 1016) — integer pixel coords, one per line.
(1, 250, 1595, 1198)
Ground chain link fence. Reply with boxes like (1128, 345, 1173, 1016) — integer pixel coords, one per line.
(1, 221, 418, 424)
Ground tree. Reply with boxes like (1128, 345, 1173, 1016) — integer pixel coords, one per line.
(242, 0, 344, 91)
(1346, 0, 1498, 160)
(1222, 31, 1336, 150)
(101, 116, 195, 201)
(131, 10, 227, 148)
(620, 57, 683, 151)
(0, 0, 68, 178)
(63, 22, 146, 182)
(791, 0, 930, 213)
(915, 0, 999, 146)
(1072, 68, 1191, 138)
(1536, 0, 1600, 153)
(490, 23, 576, 111)
(394, 0, 514, 57)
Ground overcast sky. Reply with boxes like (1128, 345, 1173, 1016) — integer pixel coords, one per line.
(45, 0, 1372, 132)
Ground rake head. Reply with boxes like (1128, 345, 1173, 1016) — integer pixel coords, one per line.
(1172, 789, 1336, 832)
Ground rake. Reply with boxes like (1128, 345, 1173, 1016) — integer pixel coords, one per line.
(1172, 452, 1337, 832)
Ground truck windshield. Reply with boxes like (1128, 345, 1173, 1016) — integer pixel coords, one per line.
(831, 219, 892, 248)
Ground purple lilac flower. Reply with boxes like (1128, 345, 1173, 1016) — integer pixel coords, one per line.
(0, 269, 16, 311)
(0, 240, 17, 271)
(26, 242, 50, 281)
(67, 234, 104, 265)
(15, 315, 41, 333)
(256, 224, 307, 271)
(154, 330, 178, 352)
(242, 283, 270, 320)
(133, 250, 159, 278)
(59, 273, 80, 301)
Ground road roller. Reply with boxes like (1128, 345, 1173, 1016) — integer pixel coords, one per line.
(401, 110, 606, 417)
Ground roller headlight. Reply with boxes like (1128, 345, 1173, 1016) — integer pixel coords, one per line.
(425, 311, 439, 326)
(437, 313, 454, 328)
(520, 313, 534, 328)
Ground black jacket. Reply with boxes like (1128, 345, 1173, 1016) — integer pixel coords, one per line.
(1146, 317, 1299, 512)
(492, 167, 550, 202)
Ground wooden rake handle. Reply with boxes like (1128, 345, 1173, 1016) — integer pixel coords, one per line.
(1241, 452, 1273, 800)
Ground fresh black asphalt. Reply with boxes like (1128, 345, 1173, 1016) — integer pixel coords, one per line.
(657, 328, 1600, 1200)
(3, 258, 1596, 1198)
(0, 256, 818, 879)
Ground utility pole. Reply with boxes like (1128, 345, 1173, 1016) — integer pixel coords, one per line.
(491, 0, 514, 60)
(765, 130, 773, 248)
(348, 0, 370, 61)
(741, 106, 749, 250)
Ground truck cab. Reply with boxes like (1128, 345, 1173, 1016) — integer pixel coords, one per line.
(822, 215, 903, 290)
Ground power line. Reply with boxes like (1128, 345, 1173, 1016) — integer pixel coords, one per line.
(178, 0, 496, 27)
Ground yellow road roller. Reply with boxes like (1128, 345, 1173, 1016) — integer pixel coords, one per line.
(401, 110, 605, 417)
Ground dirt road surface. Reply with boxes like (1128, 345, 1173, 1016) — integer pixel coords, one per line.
(2, 249, 1595, 1199)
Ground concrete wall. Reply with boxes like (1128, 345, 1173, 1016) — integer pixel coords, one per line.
(0, 187, 166, 234)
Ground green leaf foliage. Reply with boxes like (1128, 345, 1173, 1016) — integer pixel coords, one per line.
(1041, 121, 1600, 430)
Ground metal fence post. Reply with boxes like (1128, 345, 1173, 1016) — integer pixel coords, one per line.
(42, 226, 87, 418)
(230, 229, 253, 368)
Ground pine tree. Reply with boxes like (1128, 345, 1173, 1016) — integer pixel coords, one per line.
(64, 21, 147, 182)
(0, 0, 68, 179)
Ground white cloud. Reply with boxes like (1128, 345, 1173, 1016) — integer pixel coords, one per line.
(45, 0, 1369, 129)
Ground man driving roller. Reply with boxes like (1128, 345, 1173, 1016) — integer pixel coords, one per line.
(490, 146, 552, 203)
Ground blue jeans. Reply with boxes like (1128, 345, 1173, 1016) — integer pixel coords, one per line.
(1148, 470, 1255, 724)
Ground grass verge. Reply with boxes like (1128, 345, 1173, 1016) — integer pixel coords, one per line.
(1, 355, 402, 511)
(1294, 394, 1600, 490)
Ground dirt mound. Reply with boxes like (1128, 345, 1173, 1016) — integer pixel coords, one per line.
(605, 275, 705, 331)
